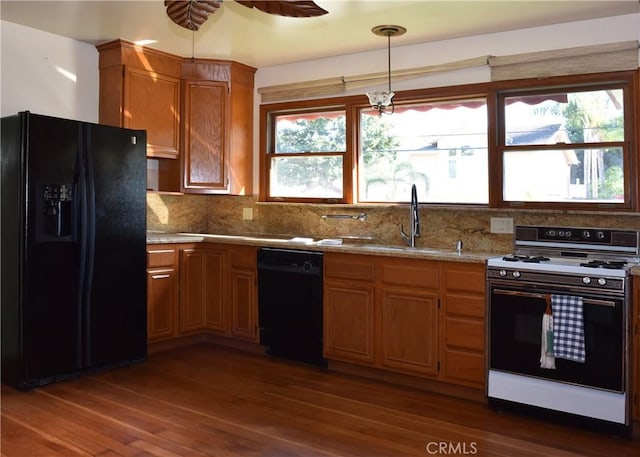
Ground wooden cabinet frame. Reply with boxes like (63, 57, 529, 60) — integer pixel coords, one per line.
(323, 252, 486, 390)
(146, 245, 180, 342)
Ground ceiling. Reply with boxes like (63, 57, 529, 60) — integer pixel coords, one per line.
(1, 1, 639, 68)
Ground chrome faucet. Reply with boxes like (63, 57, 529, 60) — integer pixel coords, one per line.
(400, 184, 421, 247)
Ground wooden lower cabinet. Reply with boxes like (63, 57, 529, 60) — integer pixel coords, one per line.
(177, 243, 257, 340)
(228, 245, 258, 342)
(147, 243, 258, 346)
(146, 245, 179, 342)
(180, 247, 223, 334)
(380, 258, 440, 377)
(324, 253, 376, 364)
(323, 252, 486, 390)
(440, 262, 486, 389)
(324, 280, 376, 364)
(380, 287, 439, 376)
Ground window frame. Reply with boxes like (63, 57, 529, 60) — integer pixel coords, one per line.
(259, 70, 639, 211)
(259, 101, 353, 203)
(492, 74, 637, 210)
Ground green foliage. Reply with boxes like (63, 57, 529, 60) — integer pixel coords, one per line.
(564, 100, 585, 143)
(599, 166, 623, 199)
(276, 117, 345, 153)
(360, 114, 399, 164)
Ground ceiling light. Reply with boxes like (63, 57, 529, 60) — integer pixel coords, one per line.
(366, 25, 406, 117)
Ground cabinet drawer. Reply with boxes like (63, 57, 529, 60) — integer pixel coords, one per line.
(381, 259, 438, 289)
(444, 265, 485, 293)
(147, 248, 176, 268)
(445, 293, 485, 318)
(445, 317, 485, 351)
(229, 246, 256, 269)
(325, 256, 375, 282)
(443, 350, 485, 388)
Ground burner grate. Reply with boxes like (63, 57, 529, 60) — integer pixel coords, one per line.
(579, 260, 627, 270)
(502, 255, 550, 263)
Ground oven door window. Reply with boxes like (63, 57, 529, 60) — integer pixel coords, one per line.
(489, 286, 624, 392)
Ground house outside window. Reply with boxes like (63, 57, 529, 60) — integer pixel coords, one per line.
(358, 99, 488, 204)
(499, 87, 626, 205)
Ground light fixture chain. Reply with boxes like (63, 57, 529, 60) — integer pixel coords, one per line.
(387, 32, 392, 93)
(191, 30, 195, 62)
(366, 24, 406, 116)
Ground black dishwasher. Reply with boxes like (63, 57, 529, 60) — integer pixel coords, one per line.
(257, 247, 326, 367)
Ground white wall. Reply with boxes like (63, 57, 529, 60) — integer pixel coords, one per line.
(0, 20, 98, 122)
(255, 14, 640, 91)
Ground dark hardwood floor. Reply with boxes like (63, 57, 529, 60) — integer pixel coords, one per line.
(1, 343, 638, 456)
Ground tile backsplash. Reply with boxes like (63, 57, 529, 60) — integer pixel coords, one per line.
(147, 193, 639, 254)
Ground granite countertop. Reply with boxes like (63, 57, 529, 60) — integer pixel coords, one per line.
(147, 232, 640, 274)
(146, 232, 205, 244)
(147, 232, 495, 264)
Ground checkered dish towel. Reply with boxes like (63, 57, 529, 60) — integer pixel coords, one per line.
(552, 294, 586, 363)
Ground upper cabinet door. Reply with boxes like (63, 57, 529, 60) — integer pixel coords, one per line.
(124, 67, 181, 159)
(182, 80, 229, 192)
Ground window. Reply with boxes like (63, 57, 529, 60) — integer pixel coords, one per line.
(265, 109, 347, 201)
(260, 71, 638, 210)
(358, 99, 488, 203)
(498, 84, 630, 208)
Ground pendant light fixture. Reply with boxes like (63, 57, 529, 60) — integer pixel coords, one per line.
(366, 25, 407, 116)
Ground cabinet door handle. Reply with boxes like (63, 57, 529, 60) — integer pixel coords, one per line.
(152, 274, 171, 280)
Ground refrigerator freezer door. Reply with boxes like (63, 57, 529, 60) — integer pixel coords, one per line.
(84, 123, 147, 369)
(2, 113, 84, 388)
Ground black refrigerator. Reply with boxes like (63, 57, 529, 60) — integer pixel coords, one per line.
(1, 111, 147, 389)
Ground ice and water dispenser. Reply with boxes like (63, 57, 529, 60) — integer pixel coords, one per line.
(37, 183, 75, 242)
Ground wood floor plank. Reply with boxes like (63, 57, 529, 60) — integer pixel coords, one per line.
(0, 415, 91, 457)
(2, 343, 638, 457)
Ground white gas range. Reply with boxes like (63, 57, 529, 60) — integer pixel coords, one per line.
(486, 225, 639, 433)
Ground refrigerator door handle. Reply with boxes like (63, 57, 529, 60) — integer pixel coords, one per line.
(82, 125, 97, 367)
(76, 126, 88, 369)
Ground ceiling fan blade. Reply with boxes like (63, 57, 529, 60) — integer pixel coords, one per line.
(235, 1, 328, 18)
(165, 0, 223, 31)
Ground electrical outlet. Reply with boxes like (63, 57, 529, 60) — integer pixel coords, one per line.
(490, 217, 513, 234)
(242, 207, 253, 220)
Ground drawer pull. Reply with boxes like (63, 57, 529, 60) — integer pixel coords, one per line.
(151, 274, 171, 280)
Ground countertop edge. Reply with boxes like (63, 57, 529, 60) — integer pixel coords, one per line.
(147, 233, 493, 264)
(146, 233, 640, 273)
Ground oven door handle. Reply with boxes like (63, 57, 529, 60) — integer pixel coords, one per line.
(493, 289, 616, 307)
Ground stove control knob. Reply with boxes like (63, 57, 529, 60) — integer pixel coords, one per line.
(499, 269, 507, 277)
(582, 276, 592, 285)
(512, 271, 521, 278)
(597, 278, 607, 286)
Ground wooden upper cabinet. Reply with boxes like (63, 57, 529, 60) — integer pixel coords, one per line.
(181, 60, 256, 195)
(182, 80, 228, 191)
(96, 40, 182, 159)
(125, 67, 180, 158)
